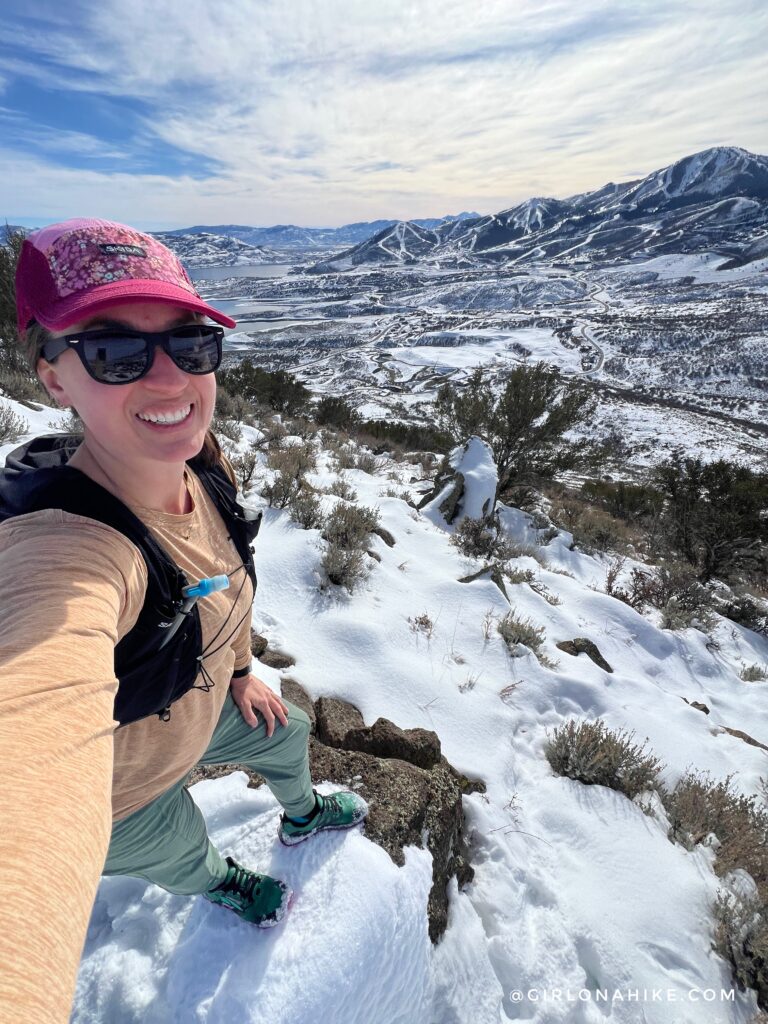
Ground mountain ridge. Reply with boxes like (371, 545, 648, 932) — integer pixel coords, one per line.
(319, 146, 768, 270)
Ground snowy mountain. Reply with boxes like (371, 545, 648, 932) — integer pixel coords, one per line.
(163, 213, 480, 251)
(579, 146, 768, 213)
(152, 231, 279, 267)
(321, 147, 768, 268)
(330, 220, 445, 266)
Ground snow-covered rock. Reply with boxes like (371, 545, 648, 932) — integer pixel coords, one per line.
(419, 436, 498, 527)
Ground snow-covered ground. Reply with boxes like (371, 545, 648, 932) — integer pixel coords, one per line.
(1, 395, 766, 1024)
(386, 327, 584, 378)
(601, 252, 768, 285)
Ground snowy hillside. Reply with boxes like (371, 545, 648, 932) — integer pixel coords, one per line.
(154, 231, 279, 267)
(2, 396, 765, 1023)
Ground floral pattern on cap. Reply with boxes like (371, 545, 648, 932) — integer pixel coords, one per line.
(44, 225, 199, 299)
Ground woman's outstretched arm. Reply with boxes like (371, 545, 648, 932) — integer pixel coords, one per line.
(0, 511, 146, 1024)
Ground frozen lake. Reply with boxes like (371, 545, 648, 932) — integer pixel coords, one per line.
(189, 263, 294, 282)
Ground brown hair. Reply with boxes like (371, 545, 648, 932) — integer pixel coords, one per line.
(19, 320, 50, 371)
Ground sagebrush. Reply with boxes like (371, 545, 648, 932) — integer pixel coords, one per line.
(545, 719, 664, 799)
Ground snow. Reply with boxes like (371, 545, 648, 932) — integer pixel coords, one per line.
(602, 251, 768, 284)
(73, 775, 434, 1024)
(1, 398, 765, 1023)
(386, 327, 584, 377)
(418, 436, 498, 527)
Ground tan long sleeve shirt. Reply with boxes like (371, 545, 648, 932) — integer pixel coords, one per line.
(0, 464, 255, 1024)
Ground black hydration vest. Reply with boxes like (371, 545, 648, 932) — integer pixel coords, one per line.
(0, 433, 261, 727)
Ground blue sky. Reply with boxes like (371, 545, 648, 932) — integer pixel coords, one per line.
(1, 0, 766, 229)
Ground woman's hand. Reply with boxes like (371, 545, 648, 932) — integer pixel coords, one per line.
(230, 673, 289, 736)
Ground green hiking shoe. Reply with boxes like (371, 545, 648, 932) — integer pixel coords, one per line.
(278, 789, 369, 847)
(202, 855, 291, 927)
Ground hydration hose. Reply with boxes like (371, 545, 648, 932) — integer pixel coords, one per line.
(157, 574, 230, 650)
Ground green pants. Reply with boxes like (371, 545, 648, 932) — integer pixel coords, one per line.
(103, 694, 313, 895)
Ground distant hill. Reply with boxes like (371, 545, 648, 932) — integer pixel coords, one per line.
(0, 224, 28, 243)
(152, 231, 280, 267)
(163, 213, 480, 251)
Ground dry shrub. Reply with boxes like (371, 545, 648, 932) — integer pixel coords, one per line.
(549, 491, 650, 558)
(323, 501, 380, 550)
(664, 770, 768, 1009)
(353, 450, 388, 475)
(664, 772, 768, 890)
(287, 490, 323, 530)
(498, 610, 546, 659)
(267, 440, 316, 476)
(606, 559, 701, 609)
(408, 612, 434, 638)
(320, 544, 368, 593)
(505, 566, 561, 605)
(0, 366, 49, 404)
(212, 415, 243, 444)
(229, 445, 260, 490)
(714, 891, 768, 1012)
(379, 486, 411, 501)
(451, 516, 499, 559)
(261, 417, 289, 450)
(717, 591, 768, 637)
(604, 558, 718, 633)
(507, 567, 537, 586)
(452, 517, 548, 568)
(262, 440, 316, 508)
(545, 719, 664, 799)
(661, 594, 717, 633)
(215, 387, 255, 425)
(283, 413, 318, 441)
(326, 476, 358, 501)
(741, 664, 768, 683)
(331, 444, 359, 471)
(0, 401, 28, 445)
(503, 540, 549, 567)
(320, 501, 381, 592)
(538, 525, 559, 545)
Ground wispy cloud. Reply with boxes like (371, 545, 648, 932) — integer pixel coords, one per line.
(0, 107, 128, 160)
(1, 0, 766, 226)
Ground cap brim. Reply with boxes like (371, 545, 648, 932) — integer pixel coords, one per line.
(35, 278, 237, 330)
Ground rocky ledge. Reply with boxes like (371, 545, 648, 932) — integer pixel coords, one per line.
(189, 678, 484, 941)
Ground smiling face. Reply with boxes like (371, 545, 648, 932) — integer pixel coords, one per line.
(37, 301, 217, 469)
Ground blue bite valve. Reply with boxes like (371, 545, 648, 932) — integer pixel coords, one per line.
(182, 575, 230, 600)
(158, 575, 231, 651)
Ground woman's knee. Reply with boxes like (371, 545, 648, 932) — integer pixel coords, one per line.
(281, 702, 311, 746)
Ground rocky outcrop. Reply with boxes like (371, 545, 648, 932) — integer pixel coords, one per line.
(458, 563, 509, 600)
(315, 696, 365, 747)
(718, 726, 768, 753)
(556, 637, 613, 673)
(417, 437, 498, 526)
(250, 630, 295, 669)
(192, 684, 483, 942)
(372, 524, 396, 547)
(682, 697, 710, 715)
(281, 677, 317, 732)
(250, 630, 268, 657)
(418, 468, 466, 523)
(343, 717, 442, 770)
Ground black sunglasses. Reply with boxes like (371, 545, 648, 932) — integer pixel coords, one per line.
(41, 324, 224, 385)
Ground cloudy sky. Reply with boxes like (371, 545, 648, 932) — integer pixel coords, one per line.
(1, 0, 766, 229)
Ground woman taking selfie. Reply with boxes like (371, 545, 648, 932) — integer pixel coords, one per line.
(0, 219, 367, 1023)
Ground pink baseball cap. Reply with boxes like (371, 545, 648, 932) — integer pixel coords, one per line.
(15, 217, 237, 333)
